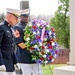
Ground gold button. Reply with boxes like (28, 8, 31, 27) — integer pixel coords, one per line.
(8, 24, 10, 26)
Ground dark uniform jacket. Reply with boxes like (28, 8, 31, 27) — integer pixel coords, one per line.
(0, 21, 18, 72)
(14, 22, 36, 64)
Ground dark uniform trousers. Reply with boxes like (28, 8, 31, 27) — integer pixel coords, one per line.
(0, 21, 18, 72)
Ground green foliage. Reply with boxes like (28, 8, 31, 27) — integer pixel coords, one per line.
(50, 0, 70, 48)
(0, 14, 4, 22)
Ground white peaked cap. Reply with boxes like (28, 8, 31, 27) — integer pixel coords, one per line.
(21, 9, 30, 15)
(6, 8, 21, 17)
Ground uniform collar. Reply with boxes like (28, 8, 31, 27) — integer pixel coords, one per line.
(4, 20, 11, 27)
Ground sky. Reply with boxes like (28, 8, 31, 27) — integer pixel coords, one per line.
(0, 0, 58, 16)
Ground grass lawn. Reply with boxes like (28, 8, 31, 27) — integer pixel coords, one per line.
(42, 64, 66, 75)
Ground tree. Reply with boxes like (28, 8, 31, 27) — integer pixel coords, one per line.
(0, 13, 4, 22)
(50, 0, 69, 48)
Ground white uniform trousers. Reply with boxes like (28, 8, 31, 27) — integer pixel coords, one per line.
(16, 63, 43, 75)
(7, 72, 16, 75)
(0, 71, 16, 75)
(0, 72, 7, 75)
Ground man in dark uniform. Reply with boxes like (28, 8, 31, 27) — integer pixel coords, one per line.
(0, 8, 20, 75)
(14, 9, 42, 75)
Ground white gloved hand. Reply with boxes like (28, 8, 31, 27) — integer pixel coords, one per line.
(14, 63, 20, 70)
(0, 65, 6, 71)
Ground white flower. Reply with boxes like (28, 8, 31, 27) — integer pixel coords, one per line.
(52, 42, 55, 46)
(53, 33, 56, 38)
(37, 24, 40, 27)
(37, 31, 40, 34)
(44, 38, 47, 41)
(26, 37, 30, 41)
(28, 22, 32, 26)
(39, 52, 42, 55)
(51, 59, 54, 62)
(45, 46, 47, 49)
(49, 31, 52, 35)
(46, 25, 50, 28)
(45, 49, 49, 53)
(54, 33, 55, 36)
(43, 55, 46, 58)
(34, 45, 38, 48)
(45, 61, 48, 64)
(54, 54, 57, 58)
(33, 32, 36, 35)
(39, 42, 42, 46)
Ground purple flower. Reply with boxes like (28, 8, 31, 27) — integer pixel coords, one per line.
(46, 54, 48, 58)
(37, 59, 42, 64)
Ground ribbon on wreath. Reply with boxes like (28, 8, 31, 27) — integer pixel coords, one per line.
(41, 27, 45, 43)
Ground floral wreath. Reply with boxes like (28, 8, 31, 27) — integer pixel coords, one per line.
(24, 19, 59, 65)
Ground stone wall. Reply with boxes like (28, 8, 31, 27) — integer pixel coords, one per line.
(52, 49, 70, 64)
